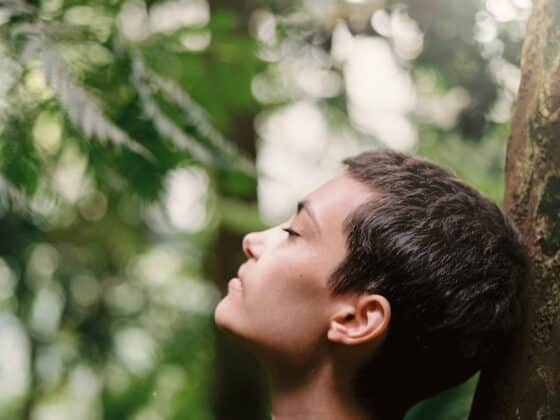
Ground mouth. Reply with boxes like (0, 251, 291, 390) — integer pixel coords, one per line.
(228, 277, 243, 291)
(236, 264, 247, 283)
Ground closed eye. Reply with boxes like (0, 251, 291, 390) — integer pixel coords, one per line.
(282, 227, 300, 238)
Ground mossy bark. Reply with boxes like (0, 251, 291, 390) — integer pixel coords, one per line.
(469, 0, 560, 419)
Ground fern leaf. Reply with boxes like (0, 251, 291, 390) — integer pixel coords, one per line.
(131, 53, 256, 175)
(40, 43, 154, 161)
(131, 53, 214, 163)
(149, 68, 256, 175)
(0, 173, 31, 215)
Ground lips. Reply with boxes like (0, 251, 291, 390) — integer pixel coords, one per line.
(236, 264, 247, 283)
(228, 277, 243, 291)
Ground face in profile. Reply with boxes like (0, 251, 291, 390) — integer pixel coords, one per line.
(214, 174, 375, 366)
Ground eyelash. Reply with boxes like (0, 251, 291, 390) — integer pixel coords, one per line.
(282, 227, 300, 238)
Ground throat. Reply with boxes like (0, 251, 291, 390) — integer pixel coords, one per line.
(267, 362, 372, 420)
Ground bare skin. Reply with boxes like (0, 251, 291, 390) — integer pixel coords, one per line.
(214, 174, 392, 420)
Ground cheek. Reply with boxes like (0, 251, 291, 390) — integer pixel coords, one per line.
(246, 255, 330, 341)
(250, 249, 321, 302)
(250, 289, 329, 362)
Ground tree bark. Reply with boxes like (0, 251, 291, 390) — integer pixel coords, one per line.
(469, 0, 560, 418)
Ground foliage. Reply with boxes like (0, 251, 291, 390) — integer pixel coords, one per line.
(0, 0, 261, 418)
(0, 0, 530, 419)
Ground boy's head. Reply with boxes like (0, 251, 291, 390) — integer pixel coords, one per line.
(214, 149, 530, 415)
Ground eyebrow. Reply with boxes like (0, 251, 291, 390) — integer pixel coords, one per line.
(297, 199, 321, 235)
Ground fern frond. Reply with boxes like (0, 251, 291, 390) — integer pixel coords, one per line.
(40, 43, 154, 161)
(0, 173, 30, 215)
(131, 53, 214, 164)
(131, 52, 256, 175)
(149, 69, 256, 175)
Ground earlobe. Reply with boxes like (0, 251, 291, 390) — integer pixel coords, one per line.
(327, 294, 390, 346)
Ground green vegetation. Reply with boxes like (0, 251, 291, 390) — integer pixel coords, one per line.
(0, 0, 530, 418)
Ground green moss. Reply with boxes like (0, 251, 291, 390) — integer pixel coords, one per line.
(537, 175, 560, 256)
(544, 1, 560, 70)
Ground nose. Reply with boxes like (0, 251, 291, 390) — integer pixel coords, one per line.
(242, 232, 258, 260)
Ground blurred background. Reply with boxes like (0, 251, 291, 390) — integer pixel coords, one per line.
(0, 0, 532, 419)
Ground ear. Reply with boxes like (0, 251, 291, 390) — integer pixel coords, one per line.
(327, 294, 391, 346)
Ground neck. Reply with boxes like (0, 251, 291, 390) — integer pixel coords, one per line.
(266, 360, 373, 420)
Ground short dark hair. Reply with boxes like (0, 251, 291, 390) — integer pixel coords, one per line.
(328, 149, 531, 418)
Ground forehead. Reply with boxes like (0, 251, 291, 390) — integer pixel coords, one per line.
(306, 174, 374, 233)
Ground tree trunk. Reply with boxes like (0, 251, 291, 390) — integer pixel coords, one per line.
(205, 2, 269, 419)
(469, 0, 560, 419)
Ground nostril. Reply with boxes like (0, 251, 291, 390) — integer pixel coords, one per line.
(242, 234, 255, 259)
(245, 247, 255, 259)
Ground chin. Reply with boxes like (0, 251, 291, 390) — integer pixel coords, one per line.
(213, 298, 229, 328)
(214, 297, 242, 334)
(214, 300, 261, 353)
